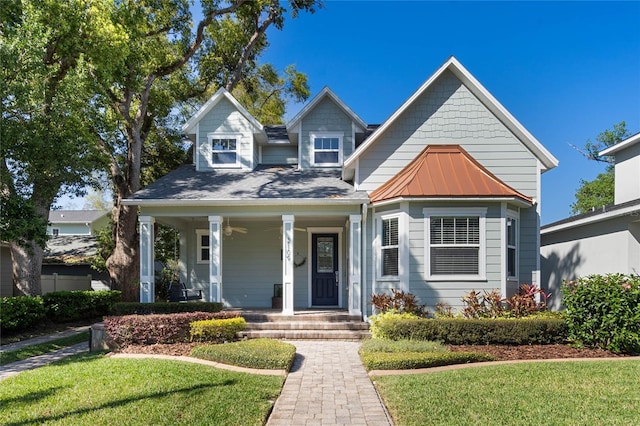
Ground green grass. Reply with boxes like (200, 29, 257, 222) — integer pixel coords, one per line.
(0, 332, 89, 366)
(359, 338, 495, 370)
(191, 338, 296, 370)
(0, 352, 285, 426)
(374, 360, 640, 425)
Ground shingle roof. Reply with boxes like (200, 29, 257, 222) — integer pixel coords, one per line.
(48, 210, 106, 224)
(44, 235, 97, 260)
(264, 125, 290, 143)
(124, 165, 368, 206)
(369, 145, 533, 205)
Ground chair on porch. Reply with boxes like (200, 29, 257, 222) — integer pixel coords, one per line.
(168, 281, 203, 302)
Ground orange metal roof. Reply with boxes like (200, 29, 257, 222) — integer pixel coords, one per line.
(369, 145, 533, 205)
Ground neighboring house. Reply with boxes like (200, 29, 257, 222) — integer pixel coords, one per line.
(124, 56, 558, 317)
(541, 132, 640, 309)
(44, 210, 111, 291)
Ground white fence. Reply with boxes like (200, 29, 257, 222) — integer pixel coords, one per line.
(41, 274, 92, 294)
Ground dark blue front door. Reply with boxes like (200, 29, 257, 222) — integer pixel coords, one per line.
(312, 234, 338, 306)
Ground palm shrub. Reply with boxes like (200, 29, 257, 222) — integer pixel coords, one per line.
(562, 274, 640, 354)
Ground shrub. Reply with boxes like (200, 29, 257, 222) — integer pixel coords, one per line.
(373, 317, 567, 345)
(0, 296, 46, 333)
(371, 289, 429, 316)
(191, 339, 296, 370)
(103, 311, 240, 347)
(42, 290, 121, 322)
(190, 317, 247, 343)
(110, 301, 223, 316)
(562, 274, 640, 354)
(360, 338, 448, 353)
(462, 285, 550, 319)
(359, 350, 495, 371)
(369, 311, 420, 339)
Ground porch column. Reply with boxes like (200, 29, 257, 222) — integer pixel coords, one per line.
(208, 215, 222, 303)
(282, 215, 295, 315)
(139, 216, 155, 303)
(349, 214, 362, 316)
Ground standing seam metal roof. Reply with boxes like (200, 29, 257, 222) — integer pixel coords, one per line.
(369, 145, 533, 204)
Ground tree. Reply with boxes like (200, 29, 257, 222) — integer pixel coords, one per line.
(571, 121, 630, 215)
(1, 1, 110, 295)
(88, 0, 320, 300)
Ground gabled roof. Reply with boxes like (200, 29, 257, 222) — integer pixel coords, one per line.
(599, 132, 640, 156)
(343, 56, 559, 179)
(286, 86, 367, 132)
(182, 87, 264, 134)
(369, 145, 532, 205)
(49, 210, 107, 224)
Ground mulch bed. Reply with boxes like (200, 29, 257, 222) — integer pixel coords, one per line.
(448, 344, 628, 360)
(115, 342, 630, 360)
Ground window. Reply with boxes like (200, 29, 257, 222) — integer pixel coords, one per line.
(52, 228, 59, 237)
(424, 208, 486, 280)
(380, 216, 399, 277)
(310, 132, 342, 166)
(196, 230, 210, 264)
(507, 216, 517, 279)
(207, 133, 241, 167)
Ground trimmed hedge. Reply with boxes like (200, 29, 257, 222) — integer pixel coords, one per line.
(563, 274, 640, 354)
(190, 317, 247, 343)
(360, 351, 496, 371)
(103, 311, 241, 347)
(110, 301, 223, 316)
(0, 296, 47, 333)
(191, 338, 296, 370)
(374, 317, 568, 345)
(43, 290, 122, 322)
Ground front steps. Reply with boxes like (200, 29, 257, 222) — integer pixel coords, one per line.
(237, 310, 370, 341)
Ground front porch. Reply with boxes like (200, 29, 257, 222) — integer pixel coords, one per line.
(137, 210, 365, 317)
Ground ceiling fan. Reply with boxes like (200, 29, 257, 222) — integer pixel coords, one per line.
(223, 218, 248, 236)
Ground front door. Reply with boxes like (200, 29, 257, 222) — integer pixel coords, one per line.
(312, 234, 339, 306)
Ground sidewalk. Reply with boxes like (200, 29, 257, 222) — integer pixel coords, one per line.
(0, 326, 90, 381)
(267, 341, 392, 426)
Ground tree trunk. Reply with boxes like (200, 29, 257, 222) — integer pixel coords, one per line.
(106, 203, 139, 302)
(10, 241, 44, 296)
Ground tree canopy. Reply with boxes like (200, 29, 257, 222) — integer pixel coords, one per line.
(571, 121, 629, 215)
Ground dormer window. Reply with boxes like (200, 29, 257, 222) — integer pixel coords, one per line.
(207, 133, 241, 167)
(310, 132, 342, 167)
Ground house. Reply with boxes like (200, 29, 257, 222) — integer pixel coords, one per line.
(541, 132, 640, 309)
(43, 210, 111, 292)
(124, 56, 558, 317)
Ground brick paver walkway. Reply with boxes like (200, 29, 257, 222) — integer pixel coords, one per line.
(267, 340, 392, 426)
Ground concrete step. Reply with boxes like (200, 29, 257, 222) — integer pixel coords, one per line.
(245, 321, 370, 331)
(239, 329, 371, 341)
(241, 312, 361, 323)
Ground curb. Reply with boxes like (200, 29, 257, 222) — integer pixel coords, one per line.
(109, 353, 288, 376)
(368, 355, 640, 376)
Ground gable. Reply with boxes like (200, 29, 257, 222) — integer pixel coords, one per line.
(344, 57, 558, 185)
(352, 69, 542, 198)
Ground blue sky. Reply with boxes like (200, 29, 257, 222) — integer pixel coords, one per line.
(59, 1, 640, 225)
(261, 0, 640, 225)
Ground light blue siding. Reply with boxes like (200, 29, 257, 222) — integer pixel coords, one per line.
(300, 97, 354, 170)
(196, 97, 256, 171)
(357, 70, 538, 198)
(261, 145, 298, 165)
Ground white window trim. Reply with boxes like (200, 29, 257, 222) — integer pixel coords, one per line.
(423, 207, 487, 281)
(196, 229, 210, 264)
(310, 131, 343, 167)
(206, 132, 242, 168)
(506, 210, 520, 281)
(375, 211, 402, 281)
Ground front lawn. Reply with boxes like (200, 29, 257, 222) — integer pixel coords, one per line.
(374, 360, 640, 425)
(1, 353, 284, 426)
(0, 332, 89, 366)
